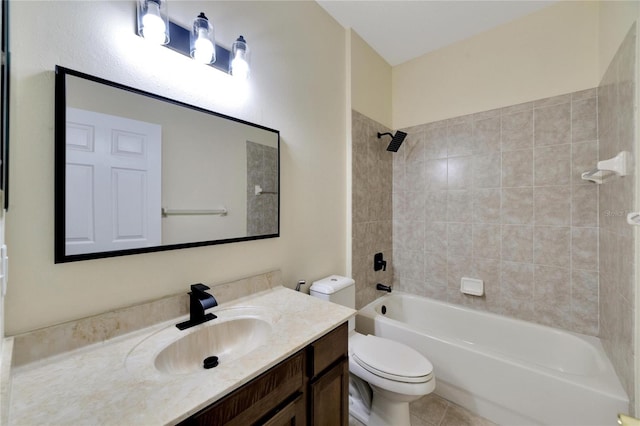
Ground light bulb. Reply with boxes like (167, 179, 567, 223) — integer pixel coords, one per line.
(231, 55, 249, 80)
(193, 29, 214, 63)
(190, 12, 215, 64)
(141, 1, 167, 44)
(230, 35, 250, 79)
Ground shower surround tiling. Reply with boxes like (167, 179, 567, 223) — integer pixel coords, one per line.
(392, 88, 600, 337)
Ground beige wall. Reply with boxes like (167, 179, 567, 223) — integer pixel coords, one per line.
(350, 31, 392, 129)
(6, 1, 347, 334)
(392, 1, 599, 129)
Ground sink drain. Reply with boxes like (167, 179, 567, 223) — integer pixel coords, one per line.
(203, 356, 219, 369)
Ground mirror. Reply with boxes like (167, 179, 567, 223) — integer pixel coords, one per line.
(55, 66, 279, 263)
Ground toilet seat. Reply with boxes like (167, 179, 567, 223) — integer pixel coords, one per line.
(351, 334, 433, 384)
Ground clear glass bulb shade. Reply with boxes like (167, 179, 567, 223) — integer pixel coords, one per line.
(230, 36, 250, 79)
(190, 13, 216, 64)
(137, 0, 169, 45)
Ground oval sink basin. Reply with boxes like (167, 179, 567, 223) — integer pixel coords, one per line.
(155, 317, 272, 375)
(125, 306, 279, 376)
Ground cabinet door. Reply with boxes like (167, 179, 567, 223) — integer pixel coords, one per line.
(261, 393, 306, 426)
(309, 357, 349, 426)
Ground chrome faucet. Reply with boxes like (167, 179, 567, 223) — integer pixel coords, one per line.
(176, 283, 218, 330)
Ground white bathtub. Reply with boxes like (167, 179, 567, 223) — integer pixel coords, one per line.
(356, 292, 628, 426)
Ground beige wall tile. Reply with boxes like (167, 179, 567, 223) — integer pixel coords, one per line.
(501, 261, 534, 299)
(534, 102, 571, 146)
(572, 184, 599, 227)
(447, 223, 473, 258)
(404, 130, 425, 167)
(571, 227, 599, 271)
(425, 222, 448, 252)
(447, 120, 474, 157)
(501, 101, 533, 115)
(502, 187, 534, 225)
(425, 190, 448, 222)
(425, 158, 447, 191)
(425, 250, 447, 286)
(473, 116, 501, 153)
(534, 93, 573, 108)
(534, 185, 571, 226)
(448, 156, 473, 189)
(534, 144, 571, 186)
(473, 152, 501, 189)
(502, 225, 533, 263)
(502, 149, 533, 187)
(534, 226, 570, 267)
(472, 224, 501, 260)
(534, 264, 571, 312)
(572, 97, 598, 143)
(571, 269, 599, 335)
(473, 188, 501, 224)
(405, 191, 426, 222)
(447, 190, 472, 223)
(424, 125, 448, 159)
(572, 88, 597, 101)
(501, 110, 533, 152)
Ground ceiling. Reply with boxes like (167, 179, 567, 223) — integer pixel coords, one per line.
(316, 1, 556, 66)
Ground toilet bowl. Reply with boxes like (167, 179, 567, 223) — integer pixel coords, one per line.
(310, 275, 435, 426)
(349, 332, 435, 425)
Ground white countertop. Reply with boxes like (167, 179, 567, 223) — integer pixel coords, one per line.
(7, 286, 354, 425)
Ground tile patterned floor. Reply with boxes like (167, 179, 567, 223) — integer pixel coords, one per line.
(349, 393, 496, 426)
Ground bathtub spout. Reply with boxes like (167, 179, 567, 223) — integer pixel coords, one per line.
(376, 283, 392, 293)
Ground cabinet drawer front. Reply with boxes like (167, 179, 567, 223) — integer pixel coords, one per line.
(309, 322, 348, 378)
(189, 352, 305, 426)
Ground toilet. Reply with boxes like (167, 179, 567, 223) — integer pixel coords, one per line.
(310, 275, 435, 426)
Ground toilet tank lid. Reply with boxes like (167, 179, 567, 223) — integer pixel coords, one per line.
(310, 275, 355, 294)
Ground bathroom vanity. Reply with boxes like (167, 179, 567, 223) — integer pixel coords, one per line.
(180, 323, 348, 425)
(4, 277, 354, 425)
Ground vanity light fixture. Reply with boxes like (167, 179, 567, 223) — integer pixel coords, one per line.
(190, 12, 215, 64)
(137, 0, 170, 45)
(135, 0, 251, 77)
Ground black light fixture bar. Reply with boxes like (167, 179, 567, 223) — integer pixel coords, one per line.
(164, 20, 230, 74)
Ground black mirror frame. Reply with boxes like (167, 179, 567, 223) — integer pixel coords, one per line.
(54, 66, 280, 263)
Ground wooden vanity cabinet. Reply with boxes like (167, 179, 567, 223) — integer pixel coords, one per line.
(178, 322, 348, 426)
(307, 322, 349, 426)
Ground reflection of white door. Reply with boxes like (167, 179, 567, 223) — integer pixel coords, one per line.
(65, 108, 162, 255)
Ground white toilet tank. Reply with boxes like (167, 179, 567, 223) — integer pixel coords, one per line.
(310, 275, 356, 309)
(310, 275, 356, 332)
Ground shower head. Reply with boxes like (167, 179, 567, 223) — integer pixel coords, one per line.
(377, 131, 407, 152)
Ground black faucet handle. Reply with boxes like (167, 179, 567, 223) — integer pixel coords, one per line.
(374, 252, 387, 271)
(190, 283, 210, 293)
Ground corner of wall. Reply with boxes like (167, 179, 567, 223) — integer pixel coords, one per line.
(350, 30, 392, 129)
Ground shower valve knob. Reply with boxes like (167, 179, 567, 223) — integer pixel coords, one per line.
(374, 252, 387, 271)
